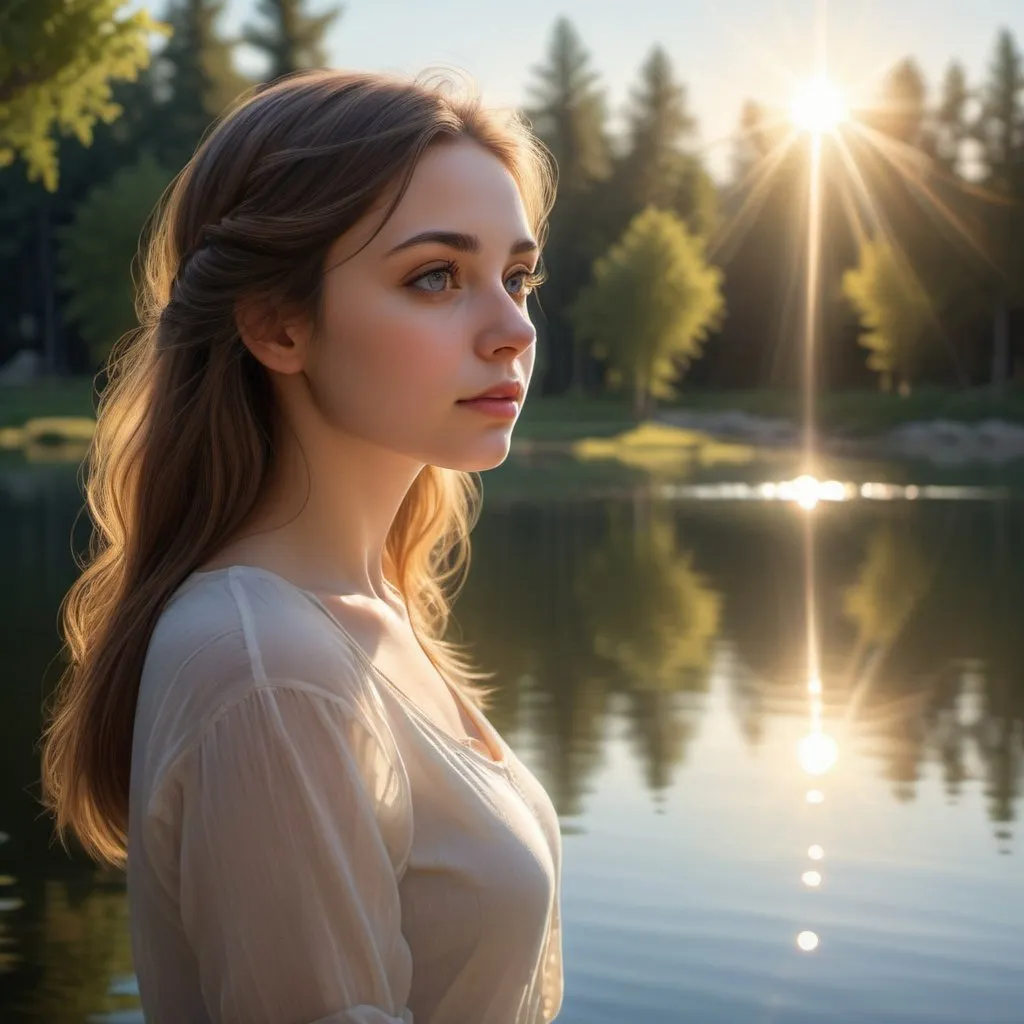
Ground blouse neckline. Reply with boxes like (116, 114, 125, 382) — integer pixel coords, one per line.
(182, 564, 511, 774)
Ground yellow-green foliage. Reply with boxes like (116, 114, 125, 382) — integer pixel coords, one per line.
(571, 206, 725, 409)
(571, 421, 753, 471)
(0, 416, 97, 450)
(842, 238, 932, 391)
(0, 1, 166, 190)
(576, 509, 721, 692)
(843, 524, 933, 645)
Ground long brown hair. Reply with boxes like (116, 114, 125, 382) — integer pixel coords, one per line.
(39, 68, 556, 869)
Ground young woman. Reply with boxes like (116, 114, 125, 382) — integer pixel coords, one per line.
(39, 68, 562, 1023)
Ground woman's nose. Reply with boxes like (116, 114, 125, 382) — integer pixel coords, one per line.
(479, 291, 536, 355)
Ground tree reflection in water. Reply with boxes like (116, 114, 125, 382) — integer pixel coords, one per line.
(4, 464, 1024, 1018)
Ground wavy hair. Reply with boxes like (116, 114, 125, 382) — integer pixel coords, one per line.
(39, 67, 556, 868)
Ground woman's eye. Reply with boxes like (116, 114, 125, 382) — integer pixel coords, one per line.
(411, 268, 453, 293)
(506, 272, 527, 296)
(409, 263, 540, 299)
(506, 269, 541, 300)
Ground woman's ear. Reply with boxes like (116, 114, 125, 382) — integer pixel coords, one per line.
(234, 296, 312, 375)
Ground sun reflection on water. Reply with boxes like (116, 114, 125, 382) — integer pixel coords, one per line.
(656, 480, 1005, 503)
(798, 730, 839, 775)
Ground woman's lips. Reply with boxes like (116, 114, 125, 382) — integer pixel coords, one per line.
(456, 397, 519, 419)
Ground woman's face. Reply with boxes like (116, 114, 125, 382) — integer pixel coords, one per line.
(303, 137, 540, 472)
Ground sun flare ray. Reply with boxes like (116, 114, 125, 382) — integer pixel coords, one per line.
(845, 119, 1000, 269)
(712, 130, 801, 258)
(791, 75, 848, 135)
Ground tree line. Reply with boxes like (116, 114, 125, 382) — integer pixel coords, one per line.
(1, 4, 1022, 409)
(525, 19, 1024, 401)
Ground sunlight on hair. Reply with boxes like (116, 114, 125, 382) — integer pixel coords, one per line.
(790, 75, 848, 135)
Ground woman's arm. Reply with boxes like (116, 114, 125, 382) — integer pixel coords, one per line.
(171, 683, 414, 1024)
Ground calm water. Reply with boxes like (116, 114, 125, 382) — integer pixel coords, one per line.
(1, 449, 1023, 1023)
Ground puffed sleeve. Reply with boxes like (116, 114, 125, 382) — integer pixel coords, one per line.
(172, 683, 415, 1024)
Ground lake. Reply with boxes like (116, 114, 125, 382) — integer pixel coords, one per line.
(1, 448, 1022, 1022)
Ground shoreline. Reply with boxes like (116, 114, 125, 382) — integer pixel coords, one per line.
(653, 409, 1024, 468)
(5, 405, 1024, 469)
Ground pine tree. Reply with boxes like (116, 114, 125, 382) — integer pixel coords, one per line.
(849, 57, 980, 388)
(621, 47, 695, 203)
(934, 61, 970, 173)
(976, 28, 1024, 390)
(709, 99, 807, 389)
(524, 18, 610, 194)
(523, 17, 611, 393)
(153, 0, 251, 166)
(243, 0, 343, 81)
(161, 0, 250, 119)
(870, 57, 930, 150)
(977, 29, 1024, 193)
(607, 46, 715, 241)
(731, 99, 771, 185)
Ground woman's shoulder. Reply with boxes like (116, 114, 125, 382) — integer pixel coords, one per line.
(132, 567, 415, 887)
(137, 565, 386, 769)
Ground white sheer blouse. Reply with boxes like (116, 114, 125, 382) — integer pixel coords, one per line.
(127, 565, 563, 1024)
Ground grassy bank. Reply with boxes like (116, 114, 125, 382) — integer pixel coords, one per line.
(0, 376, 98, 428)
(5, 376, 1024, 440)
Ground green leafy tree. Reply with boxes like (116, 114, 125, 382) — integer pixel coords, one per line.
(0, 3, 244, 372)
(56, 152, 174, 366)
(243, 0, 342, 81)
(524, 17, 612, 394)
(572, 206, 724, 419)
(0, 0, 165, 190)
(842, 239, 932, 393)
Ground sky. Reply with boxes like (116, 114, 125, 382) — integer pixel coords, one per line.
(211, 0, 1023, 180)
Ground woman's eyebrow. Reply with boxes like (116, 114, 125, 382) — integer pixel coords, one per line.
(384, 230, 538, 258)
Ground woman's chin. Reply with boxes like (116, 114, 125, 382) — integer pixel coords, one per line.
(437, 438, 515, 473)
